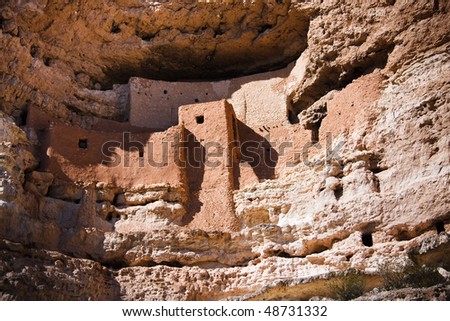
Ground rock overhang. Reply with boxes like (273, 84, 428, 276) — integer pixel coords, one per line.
(14, 0, 315, 87)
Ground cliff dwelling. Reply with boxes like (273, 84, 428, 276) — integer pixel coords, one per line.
(1, 0, 449, 302)
(25, 70, 300, 232)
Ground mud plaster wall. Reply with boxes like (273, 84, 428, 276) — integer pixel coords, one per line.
(128, 65, 291, 130)
(129, 77, 226, 129)
(179, 100, 240, 231)
(26, 109, 185, 189)
(227, 67, 290, 128)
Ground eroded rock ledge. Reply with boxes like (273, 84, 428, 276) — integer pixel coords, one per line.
(1, 0, 449, 300)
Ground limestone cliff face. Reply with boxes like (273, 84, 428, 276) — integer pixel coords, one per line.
(1, 0, 449, 300)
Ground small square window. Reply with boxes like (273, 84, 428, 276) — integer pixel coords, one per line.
(196, 115, 204, 124)
(78, 138, 88, 149)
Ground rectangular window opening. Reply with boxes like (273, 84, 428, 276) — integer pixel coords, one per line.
(78, 138, 88, 149)
(196, 115, 204, 124)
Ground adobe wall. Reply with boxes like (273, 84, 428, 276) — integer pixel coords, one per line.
(26, 105, 53, 130)
(129, 77, 227, 129)
(179, 100, 240, 232)
(128, 64, 292, 130)
(229, 72, 289, 128)
(27, 108, 185, 189)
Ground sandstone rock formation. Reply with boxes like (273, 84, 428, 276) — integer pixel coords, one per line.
(1, 0, 449, 300)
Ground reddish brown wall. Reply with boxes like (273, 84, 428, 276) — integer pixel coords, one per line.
(27, 106, 53, 130)
(43, 124, 184, 188)
(27, 107, 185, 189)
(179, 100, 240, 232)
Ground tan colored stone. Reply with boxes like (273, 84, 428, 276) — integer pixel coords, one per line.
(0, 0, 449, 301)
